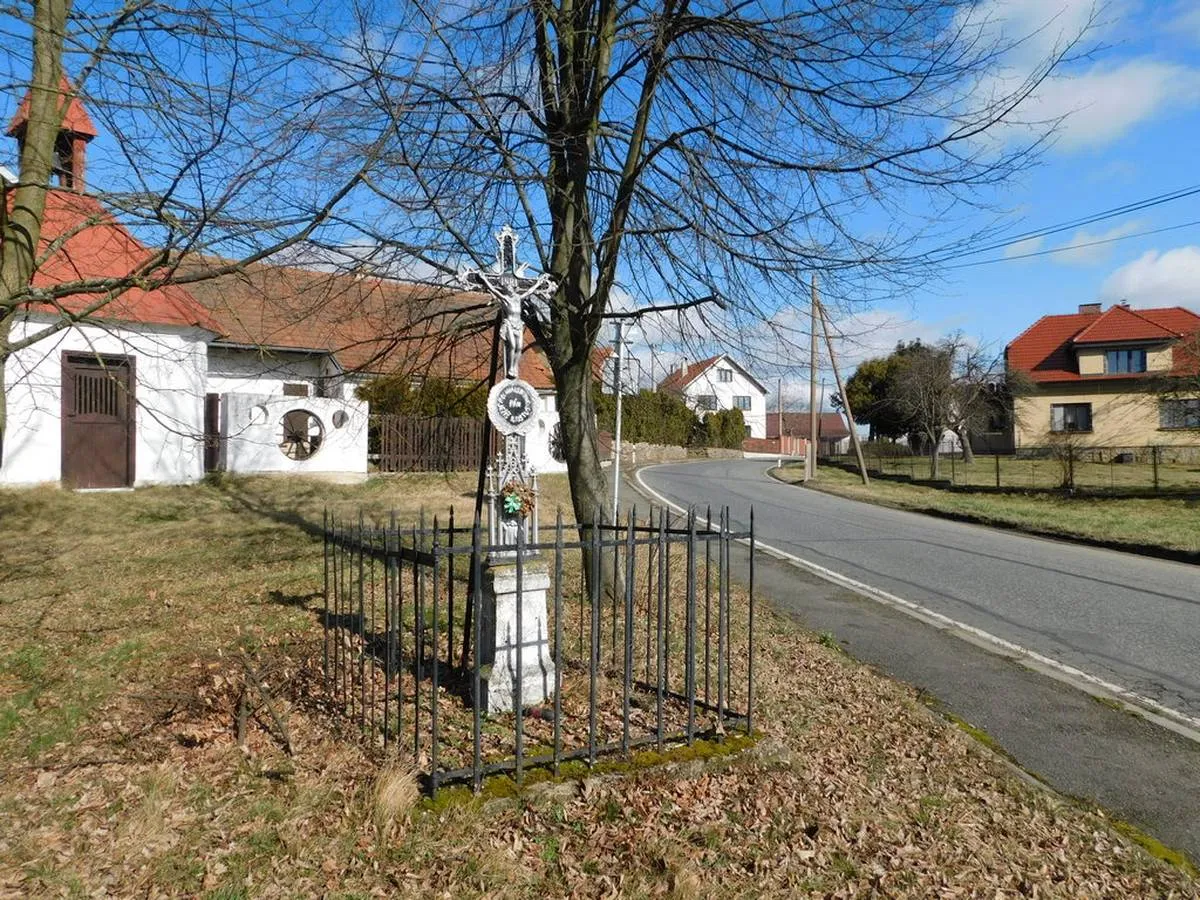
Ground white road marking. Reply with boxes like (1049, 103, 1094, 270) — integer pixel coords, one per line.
(634, 462, 1200, 745)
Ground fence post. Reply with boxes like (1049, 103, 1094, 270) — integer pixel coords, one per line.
(471, 517, 483, 793)
(1152, 445, 1160, 493)
(747, 506, 755, 736)
(995, 454, 1001, 489)
(950, 450, 956, 484)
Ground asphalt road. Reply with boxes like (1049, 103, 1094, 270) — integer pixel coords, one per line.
(642, 458, 1200, 723)
(636, 458, 1200, 861)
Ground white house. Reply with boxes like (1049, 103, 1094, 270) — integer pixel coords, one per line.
(0, 82, 566, 488)
(659, 354, 768, 438)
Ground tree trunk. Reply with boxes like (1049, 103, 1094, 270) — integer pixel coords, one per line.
(555, 352, 607, 525)
(958, 429, 975, 464)
(0, 0, 72, 466)
(928, 434, 940, 479)
(554, 349, 626, 603)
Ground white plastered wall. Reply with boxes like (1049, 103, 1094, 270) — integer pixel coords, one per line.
(220, 393, 368, 475)
(1, 316, 209, 486)
(526, 404, 567, 475)
(206, 345, 334, 398)
(679, 357, 768, 438)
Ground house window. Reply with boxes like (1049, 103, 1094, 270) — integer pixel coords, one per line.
(1104, 349, 1146, 374)
(283, 382, 310, 397)
(733, 395, 751, 410)
(717, 368, 733, 383)
(1160, 398, 1200, 429)
(1050, 403, 1092, 433)
(695, 394, 718, 410)
(743, 425, 752, 437)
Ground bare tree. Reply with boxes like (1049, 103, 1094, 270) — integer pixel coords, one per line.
(0, 0, 384, 457)
(888, 335, 1002, 476)
(316, 0, 1092, 523)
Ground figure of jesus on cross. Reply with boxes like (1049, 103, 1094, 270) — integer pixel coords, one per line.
(459, 225, 556, 380)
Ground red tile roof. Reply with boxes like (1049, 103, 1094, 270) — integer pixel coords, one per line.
(18, 189, 222, 332)
(1007, 304, 1200, 383)
(658, 354, 766, 394)
(7, 76, 97, 138)
(181, 259, 558, 389)
(1072, 304, 1181, 344)
(658, 355, 721, 393)
(767, 412, 850, 440)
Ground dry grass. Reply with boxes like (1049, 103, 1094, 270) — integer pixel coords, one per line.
(372, 760, 419, 844)
(0, 473, 1196, 897)
(789, 462, 1200, 555)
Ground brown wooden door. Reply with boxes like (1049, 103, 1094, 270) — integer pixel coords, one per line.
(62, 354, 135, 489)
(203, 393, 221, 472)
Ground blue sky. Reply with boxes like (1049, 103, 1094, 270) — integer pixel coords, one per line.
(826, 0, 1200, 374)
(4, 0, 1198, 406)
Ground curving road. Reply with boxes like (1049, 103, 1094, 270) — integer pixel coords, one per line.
(640, 458, 1200, 727)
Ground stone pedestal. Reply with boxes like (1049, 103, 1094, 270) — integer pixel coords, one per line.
(478, 561, 556, 714)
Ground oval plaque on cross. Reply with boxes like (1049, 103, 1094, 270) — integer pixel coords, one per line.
(487, 378, 540, 436)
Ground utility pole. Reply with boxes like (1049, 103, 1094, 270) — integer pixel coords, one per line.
(777, 376, 784, 463)
(807, 275, 819, 479)
(611, 320, 626, 521)
(816, 293, 870, 485)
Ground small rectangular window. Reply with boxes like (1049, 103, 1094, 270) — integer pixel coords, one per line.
(283, 382, 310, 397)
(717, 368, 733, 383)
(1104, 349, 1147, 374)
(1160, 398, 1200, 429)
(1050, 403, 1092, 433)
(733, 395, 751, 410)
(696, 394, 718, 410)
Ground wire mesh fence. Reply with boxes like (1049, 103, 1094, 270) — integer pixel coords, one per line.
(321, 505, 755, 795)
(829, 445, 1200, 495)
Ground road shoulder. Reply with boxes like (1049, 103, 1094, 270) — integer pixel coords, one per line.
(632, 460, 1200, 867)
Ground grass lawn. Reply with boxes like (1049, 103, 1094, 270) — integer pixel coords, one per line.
(844, 452, 1200, 496)
(790, 462, 1200, 557)
(0, 475, 1195, 897)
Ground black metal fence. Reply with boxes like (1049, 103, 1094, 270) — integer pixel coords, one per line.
(321, 506, 755, 795)
(828, 444, 1200, 495)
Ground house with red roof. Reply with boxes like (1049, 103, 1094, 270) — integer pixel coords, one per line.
(0, 86, 233, 488)
(1, 81, 568, 487)
(767, 412, 852, 455)
(1005, 302, 1200, 449)
(658, 354, 768, 438)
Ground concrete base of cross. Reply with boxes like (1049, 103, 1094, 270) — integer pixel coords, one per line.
(477, 561, 556, 715)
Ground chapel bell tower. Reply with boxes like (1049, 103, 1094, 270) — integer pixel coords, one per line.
(6, 75, 98, 191)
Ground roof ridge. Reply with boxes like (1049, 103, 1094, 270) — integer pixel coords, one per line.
(1074, 304, 1178, 343)
(1121, 304, 1182, 337)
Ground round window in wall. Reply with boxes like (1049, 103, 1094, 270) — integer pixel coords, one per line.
(331, 410, 349, 429)
(550, 422, 566, 463)
(279, 409, 324, 460)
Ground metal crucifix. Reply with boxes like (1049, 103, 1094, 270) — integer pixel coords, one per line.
(458, 225, 556, 380)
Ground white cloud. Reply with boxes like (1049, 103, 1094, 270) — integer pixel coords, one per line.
(1050, 220, 1143, 265)
(955, 1, 1200, 151)
(1004, 235, 1045, 258)
(1166, 2, 1200, 43)
(1098, 246, 1200, 308)
(1026, 61, 1200, 150)
(824, 308, 963, 370)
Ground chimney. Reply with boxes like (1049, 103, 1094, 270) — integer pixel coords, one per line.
(1078, 302, 1102, 315)
(678, 358, 687, 376)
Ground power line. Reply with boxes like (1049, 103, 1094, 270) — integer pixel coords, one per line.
(947, 218, 1200, 268)
(937, 183, 1200, 262)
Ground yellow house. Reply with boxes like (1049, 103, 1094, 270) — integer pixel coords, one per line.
(1005, 302, 1200, 450)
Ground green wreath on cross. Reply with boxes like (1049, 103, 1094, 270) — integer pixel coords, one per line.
(500, 481, 536, 518)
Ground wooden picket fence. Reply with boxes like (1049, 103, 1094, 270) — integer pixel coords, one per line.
(376, 415, 484, 472)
